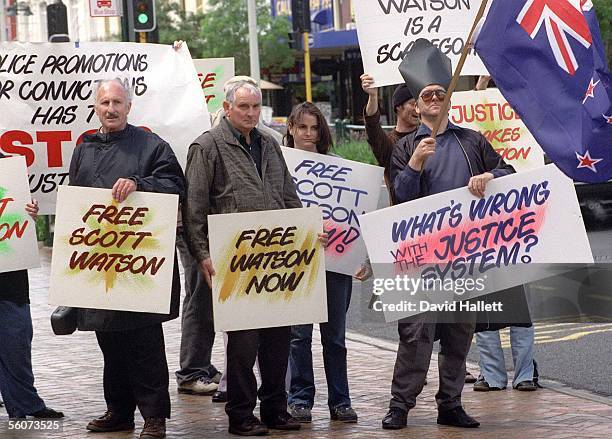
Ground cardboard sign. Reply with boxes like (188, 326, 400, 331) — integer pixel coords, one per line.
(208, 207, 327, 331)
(48, 186, 178, 314)
(359, 165, 593, 322)
(193, 58, 235, 113)
(0, 41, 210, 214)
(0, 155, 40, 273)
(450, 89, 545, 172)
(282, 147, 383, 275)
(353, 0, 489, 87)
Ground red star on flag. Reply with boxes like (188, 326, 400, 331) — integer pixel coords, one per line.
(604, 114, 612, 124)
(576, 150, 602, 172)
(582, 78, 600, 104)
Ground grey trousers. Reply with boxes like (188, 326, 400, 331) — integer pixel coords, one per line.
(389, 311, 475, 412)
(175, 228, 218, 384)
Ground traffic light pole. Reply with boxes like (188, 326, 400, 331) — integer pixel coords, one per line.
(121, 0, 136, 42)
(303, 32, 312, 102)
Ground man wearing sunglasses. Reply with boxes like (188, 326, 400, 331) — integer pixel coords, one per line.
(382, 40, 514, 431)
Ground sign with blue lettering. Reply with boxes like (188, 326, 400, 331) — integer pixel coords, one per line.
(282, 147, 384, 275)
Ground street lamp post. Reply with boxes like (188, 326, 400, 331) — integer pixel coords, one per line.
(247, 0, 260, 83)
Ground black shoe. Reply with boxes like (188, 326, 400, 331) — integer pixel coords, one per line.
(212, 391, 227, 403)
(473, 378, 506, 391)
(514, 380, 538, 391)
(30, 407, 64, 418)
(228, 416, 269, 436)
(140, 417, 166, 439)
(465, 372, 477, 383)
(211, 371, 222, 384)
(86, 410, 135, 432)
(381, 407, 407, 430)
(437, 406, 480, 428)
(262, 411, 301, 431)
(330, 406, 358, 423)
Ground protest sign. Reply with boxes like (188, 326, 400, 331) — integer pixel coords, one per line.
(353, 0, 488, 87)
(0, 41, 209, 214)
(193, 58, 235, 113)
(450, 89, 545, 172)
(282, 147, 383, 275)
(359, 165, 593, 322)
(208, 207, 327, 331)
(0, 155, 39, 273)
(48, 186, 178, 314)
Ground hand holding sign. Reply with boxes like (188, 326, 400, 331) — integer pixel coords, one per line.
(200, 257, 215, 289)
(409, 137, 436, 171)
(111, 178, 137, 203)
(468, 172, 494, 199)
(25, 199, 39, 220)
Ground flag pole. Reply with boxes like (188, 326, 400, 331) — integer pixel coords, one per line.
(430, 0, 489, 138)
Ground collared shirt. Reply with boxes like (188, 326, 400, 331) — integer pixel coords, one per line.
(411, 121, 472, 196)
(225, 118, 263, 177)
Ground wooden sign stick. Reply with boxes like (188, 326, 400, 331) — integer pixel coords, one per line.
(431, 0, 489, 138)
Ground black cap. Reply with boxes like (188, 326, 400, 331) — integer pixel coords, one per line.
(391, 84, 414, 110)
(398, 39, 452, 99)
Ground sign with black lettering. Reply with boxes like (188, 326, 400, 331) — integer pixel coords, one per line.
(0, 42, 209, 214)
(48, 185, 178, 313)
(208, 207, 327, 331)
(354, 0, 489, 87)
(282, 147, 384, 275)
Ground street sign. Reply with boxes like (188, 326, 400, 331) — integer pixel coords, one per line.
(89, 0, 122, 17)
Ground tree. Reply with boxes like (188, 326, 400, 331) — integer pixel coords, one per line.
(156, 0, 207, 57)
(594, 0, 612, 68)
(198, 0, 295, 75)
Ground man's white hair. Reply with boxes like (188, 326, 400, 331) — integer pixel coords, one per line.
(225, 80, 262, 105)
(95, 78, 133, 103)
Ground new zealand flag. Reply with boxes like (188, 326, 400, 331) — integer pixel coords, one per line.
(475, 0, 611, 183)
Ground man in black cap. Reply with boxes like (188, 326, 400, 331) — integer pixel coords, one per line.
(381, 39, 514, 430)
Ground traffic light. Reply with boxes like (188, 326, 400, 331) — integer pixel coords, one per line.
(47, 1, 69, 42)
(291, 0, 311, 33)
(133, 0, 156, 32)
(287, 32, 302, 50)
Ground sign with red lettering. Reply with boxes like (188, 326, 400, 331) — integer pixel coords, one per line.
(208, 207, 327, 331)
(450, 89, 545, 172)
(359, 165, 592, 322)
(193, 58, 235, 113)
(0, 155, 40, 273)
(89, 0, 121, 17)
(48, 185, 178, 313)
(353, 0, 489, 87)
(282, 147, 384, 275)
(0, 42, 209, 214)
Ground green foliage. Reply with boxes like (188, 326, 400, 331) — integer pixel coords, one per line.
(156, 0, 207, 57)
(594, 0, 612, 68)
(155, 0, 295, 75)
(331, 141, 377, 166)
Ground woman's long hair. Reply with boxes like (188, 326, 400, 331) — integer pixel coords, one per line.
(284, 102, 333, 155)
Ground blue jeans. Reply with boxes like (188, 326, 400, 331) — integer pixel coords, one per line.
(0, 301, 46, 418)
(476, 326, 535, 388)
(288, 271, 352, 410)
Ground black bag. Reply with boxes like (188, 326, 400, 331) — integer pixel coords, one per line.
(50, 306, 77, 335)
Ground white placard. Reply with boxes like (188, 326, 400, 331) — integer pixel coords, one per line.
(0, 41, 209, 214)
(193, 58, 235, 113)
(209, 207, 327, 332)
(49, 186, 178, 314)
(282, 147, 383, 275)
(0, 155, 40, 273)
(353, 0, 489, 87)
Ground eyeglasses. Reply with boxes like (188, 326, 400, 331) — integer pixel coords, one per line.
(419, 89, 446, 103)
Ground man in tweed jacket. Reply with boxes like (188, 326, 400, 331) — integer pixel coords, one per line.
(182, 80, 303, 436)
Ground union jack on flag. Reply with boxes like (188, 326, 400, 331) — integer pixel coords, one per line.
(475, 0, 612, 183)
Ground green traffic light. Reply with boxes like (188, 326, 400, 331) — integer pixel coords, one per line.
(137, 13, 149, 24)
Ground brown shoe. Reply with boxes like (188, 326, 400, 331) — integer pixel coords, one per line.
(140, 417, 166, 438)
(86, 411, 134, 432)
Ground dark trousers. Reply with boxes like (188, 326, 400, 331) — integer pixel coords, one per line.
(390, 311, 475, 412)
(0, 301, 46, 418)
(95, 324, 170, 419)
(289, 272, 352, 409)
(175, 229, 218, 384)
(225, 326, 291, 424)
